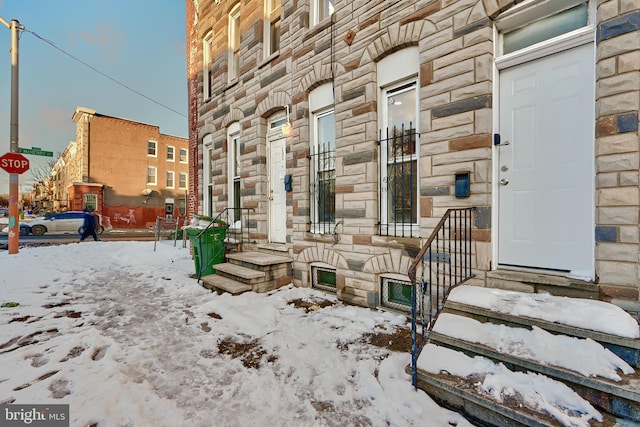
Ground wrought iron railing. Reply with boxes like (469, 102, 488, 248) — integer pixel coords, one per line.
(310, 143, 335, 234)
(193, 207, 254, 281)
(407, 207, 475, 388)
(379, 124, 419, 237)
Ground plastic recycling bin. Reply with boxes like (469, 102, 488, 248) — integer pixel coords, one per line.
(186, 226, 227, 276)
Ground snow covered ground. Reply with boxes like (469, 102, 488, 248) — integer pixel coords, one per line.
(0, 241, 471, 427)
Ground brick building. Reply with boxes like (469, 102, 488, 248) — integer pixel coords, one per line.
(186, 0, 640, 314)
(49, 106, 189, 228)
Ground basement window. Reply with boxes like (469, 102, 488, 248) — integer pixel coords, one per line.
(381, 276, 413, 313)
(312, 265, 336, 293)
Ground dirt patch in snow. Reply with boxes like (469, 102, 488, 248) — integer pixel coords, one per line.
(217, 337, 277, 369)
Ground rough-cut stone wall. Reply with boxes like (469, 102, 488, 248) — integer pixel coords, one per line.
(594, 0, 640, 311)
(188, 0, 640, 312)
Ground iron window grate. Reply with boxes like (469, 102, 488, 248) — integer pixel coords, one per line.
(312, 266, 336, 293)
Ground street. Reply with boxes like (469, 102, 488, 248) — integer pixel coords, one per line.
(0, 229, 179, 248)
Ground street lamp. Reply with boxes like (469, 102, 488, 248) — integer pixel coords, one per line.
(0, 16, 24, 254)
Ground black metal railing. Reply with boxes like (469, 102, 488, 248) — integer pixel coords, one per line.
(407, 207, 475, 388)
(193, 207, 254, 281)
(310, 143, 335, 234)
(379, 124, 418, 237)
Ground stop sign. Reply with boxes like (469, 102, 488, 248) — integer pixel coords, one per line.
(0, 152, 30, 174)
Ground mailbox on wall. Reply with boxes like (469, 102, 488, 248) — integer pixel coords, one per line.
(455, 172, 470, 198)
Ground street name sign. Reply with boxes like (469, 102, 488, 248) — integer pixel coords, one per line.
(20, 146, 53, 157)
(0, 152, 30, 174)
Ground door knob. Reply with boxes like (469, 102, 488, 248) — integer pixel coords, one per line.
(500, 178, 509, 186)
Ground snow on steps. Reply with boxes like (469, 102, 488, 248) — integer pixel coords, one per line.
(200, 251, 292, 295)
(412, 285, 640, 427)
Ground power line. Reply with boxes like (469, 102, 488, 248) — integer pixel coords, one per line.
(23, 28, 187, 119)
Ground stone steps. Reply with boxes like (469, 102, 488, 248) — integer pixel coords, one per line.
(413, 285, 640, 426)
(200, 251, 292, 295)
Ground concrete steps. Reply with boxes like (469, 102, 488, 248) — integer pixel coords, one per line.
(200, 251, 292, 295)
(413, 285, 640, 426)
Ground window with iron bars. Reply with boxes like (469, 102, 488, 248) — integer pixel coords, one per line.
(312, 265, 336, 293)
(310, 110, 335, 233)
(310, 144, 335, 233)
(380, 276, 412, 313)
(379, 123, 418, 237)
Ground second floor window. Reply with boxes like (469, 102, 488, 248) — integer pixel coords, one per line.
(147, 140, 157, 157)
(147, 166, 157, 186)
(167, 146, 175, 162)
(203, 31, 213, 99)
(264, 0, 281, 57)
(179, 148, 188, 163)
(229, 5, 241, 82)
(166, 171, 175, 188)
(313, 0, 334, 25)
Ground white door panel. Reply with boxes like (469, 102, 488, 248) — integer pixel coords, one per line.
(269, 134, 287, 243)
(498, 43, 594, 275)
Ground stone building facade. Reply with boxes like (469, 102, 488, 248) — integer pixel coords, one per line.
(186, 0, 640, 313)
(49, 107, 190, 228)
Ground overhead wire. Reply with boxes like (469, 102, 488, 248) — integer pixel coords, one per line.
(22, 27, 187, 118)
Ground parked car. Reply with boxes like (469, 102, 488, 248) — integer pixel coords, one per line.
(0, 207, 8, 217)
(2, 211, 109, 236)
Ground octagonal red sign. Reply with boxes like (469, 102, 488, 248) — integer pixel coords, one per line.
(0, 152, 30, 174)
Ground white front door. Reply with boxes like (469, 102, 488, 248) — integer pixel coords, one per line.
(268, 130, 287, 243)
(498, 43, 595, 275)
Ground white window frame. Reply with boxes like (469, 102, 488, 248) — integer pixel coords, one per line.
(264, 0, 281, 58)
(166, 145, 175, 162)
(227, 123, 241, 218)
(380, 274, 413, 313)
(494, 0, 595, 70)
(203, 134, 213, 217)
(179, 148, 188, 163)
(228, 4, 241, 82)
(179, 172, 188, 190)
(377, 48, 420, 238)
(311, 263, 336, 293)
(166, 170, 175, 189)
(309, 83, 335, 233)
(147, 140, 157, 157)
(380, 80, 419, 237)
(203, 30, 213, 99)
(147, 166, 157, 186)
(311, 0, 334, 26)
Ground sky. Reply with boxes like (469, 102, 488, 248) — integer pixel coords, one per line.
(0, 0, 188, 192)
(0, 234, 638, 426)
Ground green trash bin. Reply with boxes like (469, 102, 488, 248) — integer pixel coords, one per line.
(186, 227, 227, 276)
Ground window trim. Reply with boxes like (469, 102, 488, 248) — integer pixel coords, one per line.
(311, 263, 337, 293)
(203, 134, 213, 217)
(379, 78, 420, 237)
(310, 108, 336, 233)
(228, 4, 241, 82)
(179, 172, 188, 190)
(264, 0, 281, 59)
(203, 30, 214, 100)
(166, 145, 175, 162)
(147, 140, 157, 157)
(227, 123, 241, 219)
(179, 148, 188, 164)
(166, 170, 175, 189)
(311, 0, 334, 26)
(147, 166, 158, 186)
(380, 275, 413, 313)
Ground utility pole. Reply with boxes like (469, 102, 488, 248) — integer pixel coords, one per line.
(0, 16, 23, 254)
